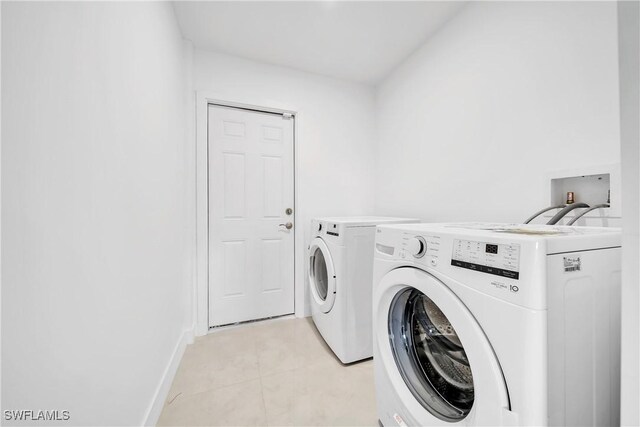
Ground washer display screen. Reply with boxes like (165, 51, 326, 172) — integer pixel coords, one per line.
(452, 239, 520, 280)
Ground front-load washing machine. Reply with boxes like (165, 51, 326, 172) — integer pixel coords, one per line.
(308, 217, 419, 364)
(372, 223, 621, 426)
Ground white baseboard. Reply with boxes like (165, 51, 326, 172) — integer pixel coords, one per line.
(142, 327, 194, 426)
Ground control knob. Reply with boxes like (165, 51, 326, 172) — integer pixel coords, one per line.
(407, 236, 427, 258)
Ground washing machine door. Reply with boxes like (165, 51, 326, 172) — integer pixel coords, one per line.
(378, 267, 510, 424)
(308, 237, 337, 313)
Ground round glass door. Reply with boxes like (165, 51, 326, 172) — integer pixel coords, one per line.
(311, 247, 329, 300)
(388, 287, 475, 421)
(308, 238, 336, 313)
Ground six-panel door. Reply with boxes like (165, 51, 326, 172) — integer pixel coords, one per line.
(208, 105, 295, 327)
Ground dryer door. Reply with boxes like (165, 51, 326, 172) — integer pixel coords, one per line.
(378, 267, 510, 424)
(308, 237, 337, 313)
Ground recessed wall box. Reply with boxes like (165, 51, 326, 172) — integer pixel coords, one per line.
(546, 164, 621, 226)
(550, 173, 610, 206)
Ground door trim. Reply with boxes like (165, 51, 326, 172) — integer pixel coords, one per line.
(195, 91, 301, 336)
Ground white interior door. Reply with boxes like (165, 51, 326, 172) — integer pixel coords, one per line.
(208, 104, 295, 327)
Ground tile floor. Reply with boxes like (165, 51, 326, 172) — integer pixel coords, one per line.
(158, 317, 378, 426)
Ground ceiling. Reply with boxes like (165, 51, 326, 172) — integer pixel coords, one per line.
(172, 1, 467, 85)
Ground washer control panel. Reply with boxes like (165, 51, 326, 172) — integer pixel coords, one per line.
(397, 234, 441, 266)
(326, 223, 340, 237)
(451, 239, 521, 280)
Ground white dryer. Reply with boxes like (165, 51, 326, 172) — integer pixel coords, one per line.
(372, 223, 621, 426)
(308, 217, 419, 364)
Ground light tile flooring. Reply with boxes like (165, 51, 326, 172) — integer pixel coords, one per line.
(158, 317, 378, 426)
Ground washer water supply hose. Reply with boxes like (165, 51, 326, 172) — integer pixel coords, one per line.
(523, 205, 566, 224)
(566, 204, 610, 225)
(546, 203, 590, 225)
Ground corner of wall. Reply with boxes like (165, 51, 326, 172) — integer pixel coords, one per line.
(617, 1, 640, 425)
(141, 327, 194, 427)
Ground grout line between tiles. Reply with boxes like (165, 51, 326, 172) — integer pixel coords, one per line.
(256, 368, 270, 427)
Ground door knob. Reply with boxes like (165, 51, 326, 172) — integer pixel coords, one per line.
(279, 222, 293, 230)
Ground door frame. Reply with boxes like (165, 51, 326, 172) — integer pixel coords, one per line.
(195, 91, 302, 336)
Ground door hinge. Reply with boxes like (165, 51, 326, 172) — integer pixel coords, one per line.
(282, 112, 293, 120)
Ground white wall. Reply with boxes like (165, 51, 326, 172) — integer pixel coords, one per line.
(1, 2, 191, 425)
(617, 1, 640, 425)
(375, 1, 620, 224)
(193, 50, 376, 317)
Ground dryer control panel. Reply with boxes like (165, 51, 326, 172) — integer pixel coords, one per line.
(451, 239, 521, 280)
